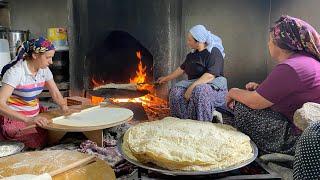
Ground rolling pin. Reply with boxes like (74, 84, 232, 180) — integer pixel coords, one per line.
(18, 105, 104, 134)
(18, 108, 83, 134)
(14, 123, 49, 136)
(48, 155, 96, 176)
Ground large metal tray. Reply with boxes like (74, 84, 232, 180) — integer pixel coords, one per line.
(117, 136, 258, 176)
(0, 141, 24, 158)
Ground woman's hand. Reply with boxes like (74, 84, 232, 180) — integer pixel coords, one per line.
(226, 92, 235, 109)
(157, 76, 169, 84)
(60, 105, 80, 116)
(245, 82, 259, 91)
(184, 86, 194, 101)
(27, 116, 49, 127)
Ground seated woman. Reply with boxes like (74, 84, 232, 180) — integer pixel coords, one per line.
(158, 25, 227, 121)
(226, 15, 320, 155)
(0, 37, 75, 148)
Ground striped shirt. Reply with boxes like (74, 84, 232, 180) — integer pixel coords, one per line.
(2, 60, 53, 117)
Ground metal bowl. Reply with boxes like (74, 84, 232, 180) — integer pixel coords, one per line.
(0, 141, 24, 158)
(117, 135, 258, 176)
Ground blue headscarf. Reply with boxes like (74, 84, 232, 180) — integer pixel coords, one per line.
(189, 25, 225, 58)
(1, 37, 55, 77)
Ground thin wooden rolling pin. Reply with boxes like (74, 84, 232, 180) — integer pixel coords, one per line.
(19, 104, 107, 133)
(17, 118, 53, 134)
(15, 122, 49, 135)
(48, 155, 96, 177)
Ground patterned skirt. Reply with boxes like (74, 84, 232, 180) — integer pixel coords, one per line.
(293, 122, 320, 179)
(225, 102, 301, 155)
(0, 116, 48, 148)
(169, 84, 227, 121)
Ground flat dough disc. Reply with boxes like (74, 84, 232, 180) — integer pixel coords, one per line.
(2, 174, 38, 180)
(93, 83, 137, 91)
(52, 107, 133, 127)
(3, 174, 51, 180)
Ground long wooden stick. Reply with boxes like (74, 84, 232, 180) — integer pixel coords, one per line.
(19, 111, 76, 133)
(48, 156, 96, 177)
(20, 124, 37, 131)
(19, 106, 96, 133)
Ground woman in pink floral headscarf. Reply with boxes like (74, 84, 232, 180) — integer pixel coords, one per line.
(0, 37, 75, 148)
(226, 15, 320, 155)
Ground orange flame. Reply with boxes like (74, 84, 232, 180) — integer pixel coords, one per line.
(130, 51, 147, 84)
(91, 96, 105, 105)
(90, 50, 168, 110)
(110, 94, 167, 107)
(136, 51, 142, 60)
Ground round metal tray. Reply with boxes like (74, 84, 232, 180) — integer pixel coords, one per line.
(0, 141, 24, 158)
(117, 136, 258, 176)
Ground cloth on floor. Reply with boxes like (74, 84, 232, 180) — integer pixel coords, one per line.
(259, 153, 294, 167)
(78, 140, 122, 167)
(81, 123, 131, 167)
(268, 162, 293, 180)
(78, 140, 135, 177)
(43, 143, 79, 151)
(259, 153, 294, 180)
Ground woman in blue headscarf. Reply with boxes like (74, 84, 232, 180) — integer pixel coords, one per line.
(158, 25, 227, 121)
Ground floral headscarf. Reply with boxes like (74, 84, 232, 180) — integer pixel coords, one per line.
(270, 15, 320, 61)
(1, 37, 55, 77)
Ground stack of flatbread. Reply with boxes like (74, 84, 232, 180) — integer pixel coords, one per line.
(93, 83, 137, 91)
(123, 117, 254, 171)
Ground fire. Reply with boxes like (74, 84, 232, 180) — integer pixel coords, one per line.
(130, 51, 147, 84)
(91, 96, 105, 105)
(89, 50, 169, 120)
(110, 94, 169, 120)
(110, 94, 166, 106)
(110, 51, 168, 118)
(129, 51, 154, 93)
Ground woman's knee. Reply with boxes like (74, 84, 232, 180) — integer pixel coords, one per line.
(169, 86, 186, 103)
(192, 84, 212, 96)
(234, 102, 250, 112)
(170, 86, 186, 96)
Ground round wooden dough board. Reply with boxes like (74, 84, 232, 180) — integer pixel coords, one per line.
(0, 150, 116, 180)
(41, 105, 133, 132)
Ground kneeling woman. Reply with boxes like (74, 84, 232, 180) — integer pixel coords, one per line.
(158, 25, 227, 121)
(226, 16, 320, 155)
(0, 37, 74, 148)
